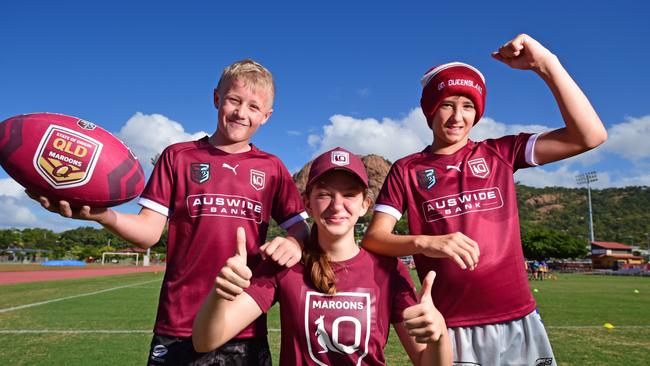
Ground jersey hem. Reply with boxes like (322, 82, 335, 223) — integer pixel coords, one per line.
(153, 324, 268, 339)
(445, 302, 537, 328)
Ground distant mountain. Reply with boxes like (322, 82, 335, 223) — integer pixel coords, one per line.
(293, 155, 650, 246)
(516, 185, 650, 246)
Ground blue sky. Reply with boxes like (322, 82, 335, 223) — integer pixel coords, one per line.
(1, 0, 649, 231)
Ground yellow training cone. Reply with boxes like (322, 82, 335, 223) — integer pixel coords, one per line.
(603, 323, 615, 329)
(634, 289, 640, 294)
(533, 288, 539, 293)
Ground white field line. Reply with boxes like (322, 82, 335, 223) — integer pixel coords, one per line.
(0, 279, 161, 314)
(0, 329, 152, 334)
(0, 328, 283, 334)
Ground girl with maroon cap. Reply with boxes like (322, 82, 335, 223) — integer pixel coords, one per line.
(363, 34, 607, 365)
(193, 147, 452, 365)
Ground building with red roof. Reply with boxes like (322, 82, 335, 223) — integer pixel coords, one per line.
(590, 241, 644, 269)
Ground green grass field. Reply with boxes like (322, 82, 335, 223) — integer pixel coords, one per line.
(1, 271, 649, 365)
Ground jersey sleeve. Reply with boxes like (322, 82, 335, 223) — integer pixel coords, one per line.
(486, 133, 535, 171)
(138, 146, 175, 216)
(374, 162, 407, 221)
(245, 260, 282, 313)
(271, 159, 308, 229)
(390, 260, 418, 323)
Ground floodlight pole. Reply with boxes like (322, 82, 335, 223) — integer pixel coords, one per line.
(576, 171, 598, 244)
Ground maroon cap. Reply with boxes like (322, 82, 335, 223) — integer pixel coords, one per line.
(307, 147, 368, 188)
(420, 62, 487, 127)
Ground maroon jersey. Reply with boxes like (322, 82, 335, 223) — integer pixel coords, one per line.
(374, 134, 539, 327)
(245, 248, 417, 366)
(139, 136, 307, 337)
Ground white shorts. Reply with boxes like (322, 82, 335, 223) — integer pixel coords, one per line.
(448, 310, 556, 366)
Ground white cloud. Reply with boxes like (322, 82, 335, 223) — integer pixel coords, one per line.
(0, 177, 91, 230)
(514, 164, 650, 188)
(599, 115, 650, 161)
(514, 163, 587, 188)
(307, 108, 430, 161)
(116, 112, 208, 163)
(0, 197, 37, 227)
(0, 178, 25, 198)
(287, 130, 302, 136)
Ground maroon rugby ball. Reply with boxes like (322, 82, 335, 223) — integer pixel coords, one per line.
(0, 113, 145, 207)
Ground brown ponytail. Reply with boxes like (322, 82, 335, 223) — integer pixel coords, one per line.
(303, 225, 338, 294)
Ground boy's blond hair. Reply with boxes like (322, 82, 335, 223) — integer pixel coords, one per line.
(216, 59, 275, 106)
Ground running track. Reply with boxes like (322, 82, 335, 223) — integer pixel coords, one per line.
(0, 265, 166, 285)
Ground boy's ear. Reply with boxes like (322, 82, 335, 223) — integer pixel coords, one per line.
(260, 108, 273, 125)
(213, 89, 220, 109)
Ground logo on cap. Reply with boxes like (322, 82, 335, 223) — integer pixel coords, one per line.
(331, 151, 349, 166)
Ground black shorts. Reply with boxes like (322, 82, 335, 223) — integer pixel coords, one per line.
(147, 334, 272, 366)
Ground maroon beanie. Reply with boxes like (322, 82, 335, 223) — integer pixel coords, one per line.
(420, 62, 486, 127)
(307, 147, 368, 189)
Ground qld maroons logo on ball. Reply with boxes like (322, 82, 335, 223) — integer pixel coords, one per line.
(33, 125, 103, 189)
(304, 291, 371, 366)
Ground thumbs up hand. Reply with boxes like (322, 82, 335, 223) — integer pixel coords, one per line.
(402, 271, 447, 343)
(214, 227, 253, 301)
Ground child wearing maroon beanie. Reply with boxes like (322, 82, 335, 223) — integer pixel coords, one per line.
(363, 34, 607, 365)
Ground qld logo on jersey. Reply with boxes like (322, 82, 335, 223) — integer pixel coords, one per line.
(416, 168, 436, 189)
(250, 169, 265, 190)
(304, 291, 371, 366)
(331, 151, 349, 166)
(190, 163, 210, 184)
(468, 157, 490, 178)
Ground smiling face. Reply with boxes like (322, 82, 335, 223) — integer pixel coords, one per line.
(430, 95, 477, 154)
(305, 170, 369, 245)
(212, 77, 273, 151)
